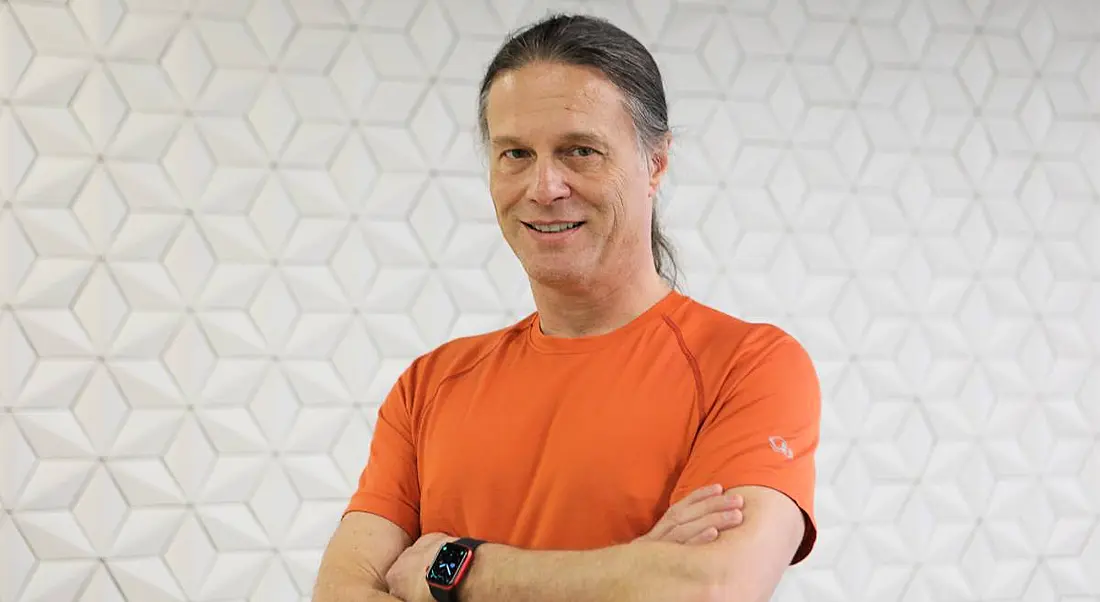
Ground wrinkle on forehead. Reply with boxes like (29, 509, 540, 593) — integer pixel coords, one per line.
(486, 62, 628, 132)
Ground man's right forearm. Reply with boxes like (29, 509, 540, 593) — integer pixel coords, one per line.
(312, 580, 402, 602)
(311, 511, 417, 602)
(311, 565, 403, 602)
(314, 590, 401, 602)
(365, 593, 402, 601)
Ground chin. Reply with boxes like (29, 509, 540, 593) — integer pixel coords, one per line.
(522, 261, 591, 289)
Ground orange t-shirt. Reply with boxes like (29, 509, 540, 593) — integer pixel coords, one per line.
(345, 290, 821, 563)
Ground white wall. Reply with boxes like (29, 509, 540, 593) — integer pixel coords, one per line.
(1, 0, 1098, 600)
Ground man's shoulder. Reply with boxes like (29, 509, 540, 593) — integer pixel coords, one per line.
(401, 314, 534, 391)
(670, 295, 811, 367)
(672, 295, 791, 345)
(672, 295, 820, 417)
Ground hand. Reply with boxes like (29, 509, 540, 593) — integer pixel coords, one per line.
(636, 484, 744, 545)
(385, 532, 456, 602)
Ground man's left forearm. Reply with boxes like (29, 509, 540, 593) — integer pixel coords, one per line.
(458, 539, 722, 602)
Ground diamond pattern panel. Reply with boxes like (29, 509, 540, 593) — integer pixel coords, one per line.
(0, 0, 1098, 601)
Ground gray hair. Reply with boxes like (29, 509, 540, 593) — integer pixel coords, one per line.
(476, 13, 680, 288)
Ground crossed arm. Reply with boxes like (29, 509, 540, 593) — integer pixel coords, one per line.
(312, 485, 806, 602)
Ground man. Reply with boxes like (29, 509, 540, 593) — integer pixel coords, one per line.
(313, 12, 820, 602)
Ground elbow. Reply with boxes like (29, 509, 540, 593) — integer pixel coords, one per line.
(695, 579, 768, 602)
(692, 579, 724, 602)
(691, 553, 771, 602)
(696, 572, 739, 602)
(682, 552, 735, 602)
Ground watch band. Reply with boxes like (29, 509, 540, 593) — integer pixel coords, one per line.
(429, 582, 451, 602)
(455, 537, 484, 551)
(428, 538, 485, 602)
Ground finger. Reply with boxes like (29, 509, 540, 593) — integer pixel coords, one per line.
(643, 484, 724, 540)
(721, 490, 748, 508)
(683, 526, 719, 545)
(678, 484, 724, 506)
(667, 489, 743, 527)
(642, 520, 671, 541)
(663, 509, 744, 544)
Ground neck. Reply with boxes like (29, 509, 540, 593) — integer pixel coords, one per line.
(530, 267, 672, 338)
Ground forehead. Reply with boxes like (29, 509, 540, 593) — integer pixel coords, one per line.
(484, 62, 632, 138)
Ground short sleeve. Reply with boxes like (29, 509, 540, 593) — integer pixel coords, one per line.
(343, 364, 422, 540)
(671, 325, 821, 564)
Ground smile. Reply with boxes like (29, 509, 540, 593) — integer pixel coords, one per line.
(524, 221, 584, 233)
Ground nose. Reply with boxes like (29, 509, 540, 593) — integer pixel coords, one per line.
(528, 157, 570, 205)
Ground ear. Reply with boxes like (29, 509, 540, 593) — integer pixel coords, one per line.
(647, 133, 671, 197)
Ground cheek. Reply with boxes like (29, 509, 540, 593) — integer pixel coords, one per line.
(601, 169, 636, 217)
(488, 180, 518, 216)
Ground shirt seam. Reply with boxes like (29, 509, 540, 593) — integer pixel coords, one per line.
(659, 314, 707, 421)
(416, 319, 529, 431)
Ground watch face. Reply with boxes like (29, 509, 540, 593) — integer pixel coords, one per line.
(427, 543, 470, 586)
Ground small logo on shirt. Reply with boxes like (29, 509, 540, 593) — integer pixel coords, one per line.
(769, 436, 793, 459)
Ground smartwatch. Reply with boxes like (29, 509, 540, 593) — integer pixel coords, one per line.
(425, 537, 484, 602)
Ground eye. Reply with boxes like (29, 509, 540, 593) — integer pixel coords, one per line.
(501, 149, 530, 160)
(570, 146, 598, 157)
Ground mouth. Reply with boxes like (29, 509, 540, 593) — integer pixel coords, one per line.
(523, 221, 585, 233)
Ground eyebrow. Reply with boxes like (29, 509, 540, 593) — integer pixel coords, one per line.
(490, 132, 608, 149)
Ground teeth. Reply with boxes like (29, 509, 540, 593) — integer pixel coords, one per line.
(529, 222, 582, 233)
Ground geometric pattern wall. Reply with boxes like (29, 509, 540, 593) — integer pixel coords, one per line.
(1, 0, 1098, 600)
